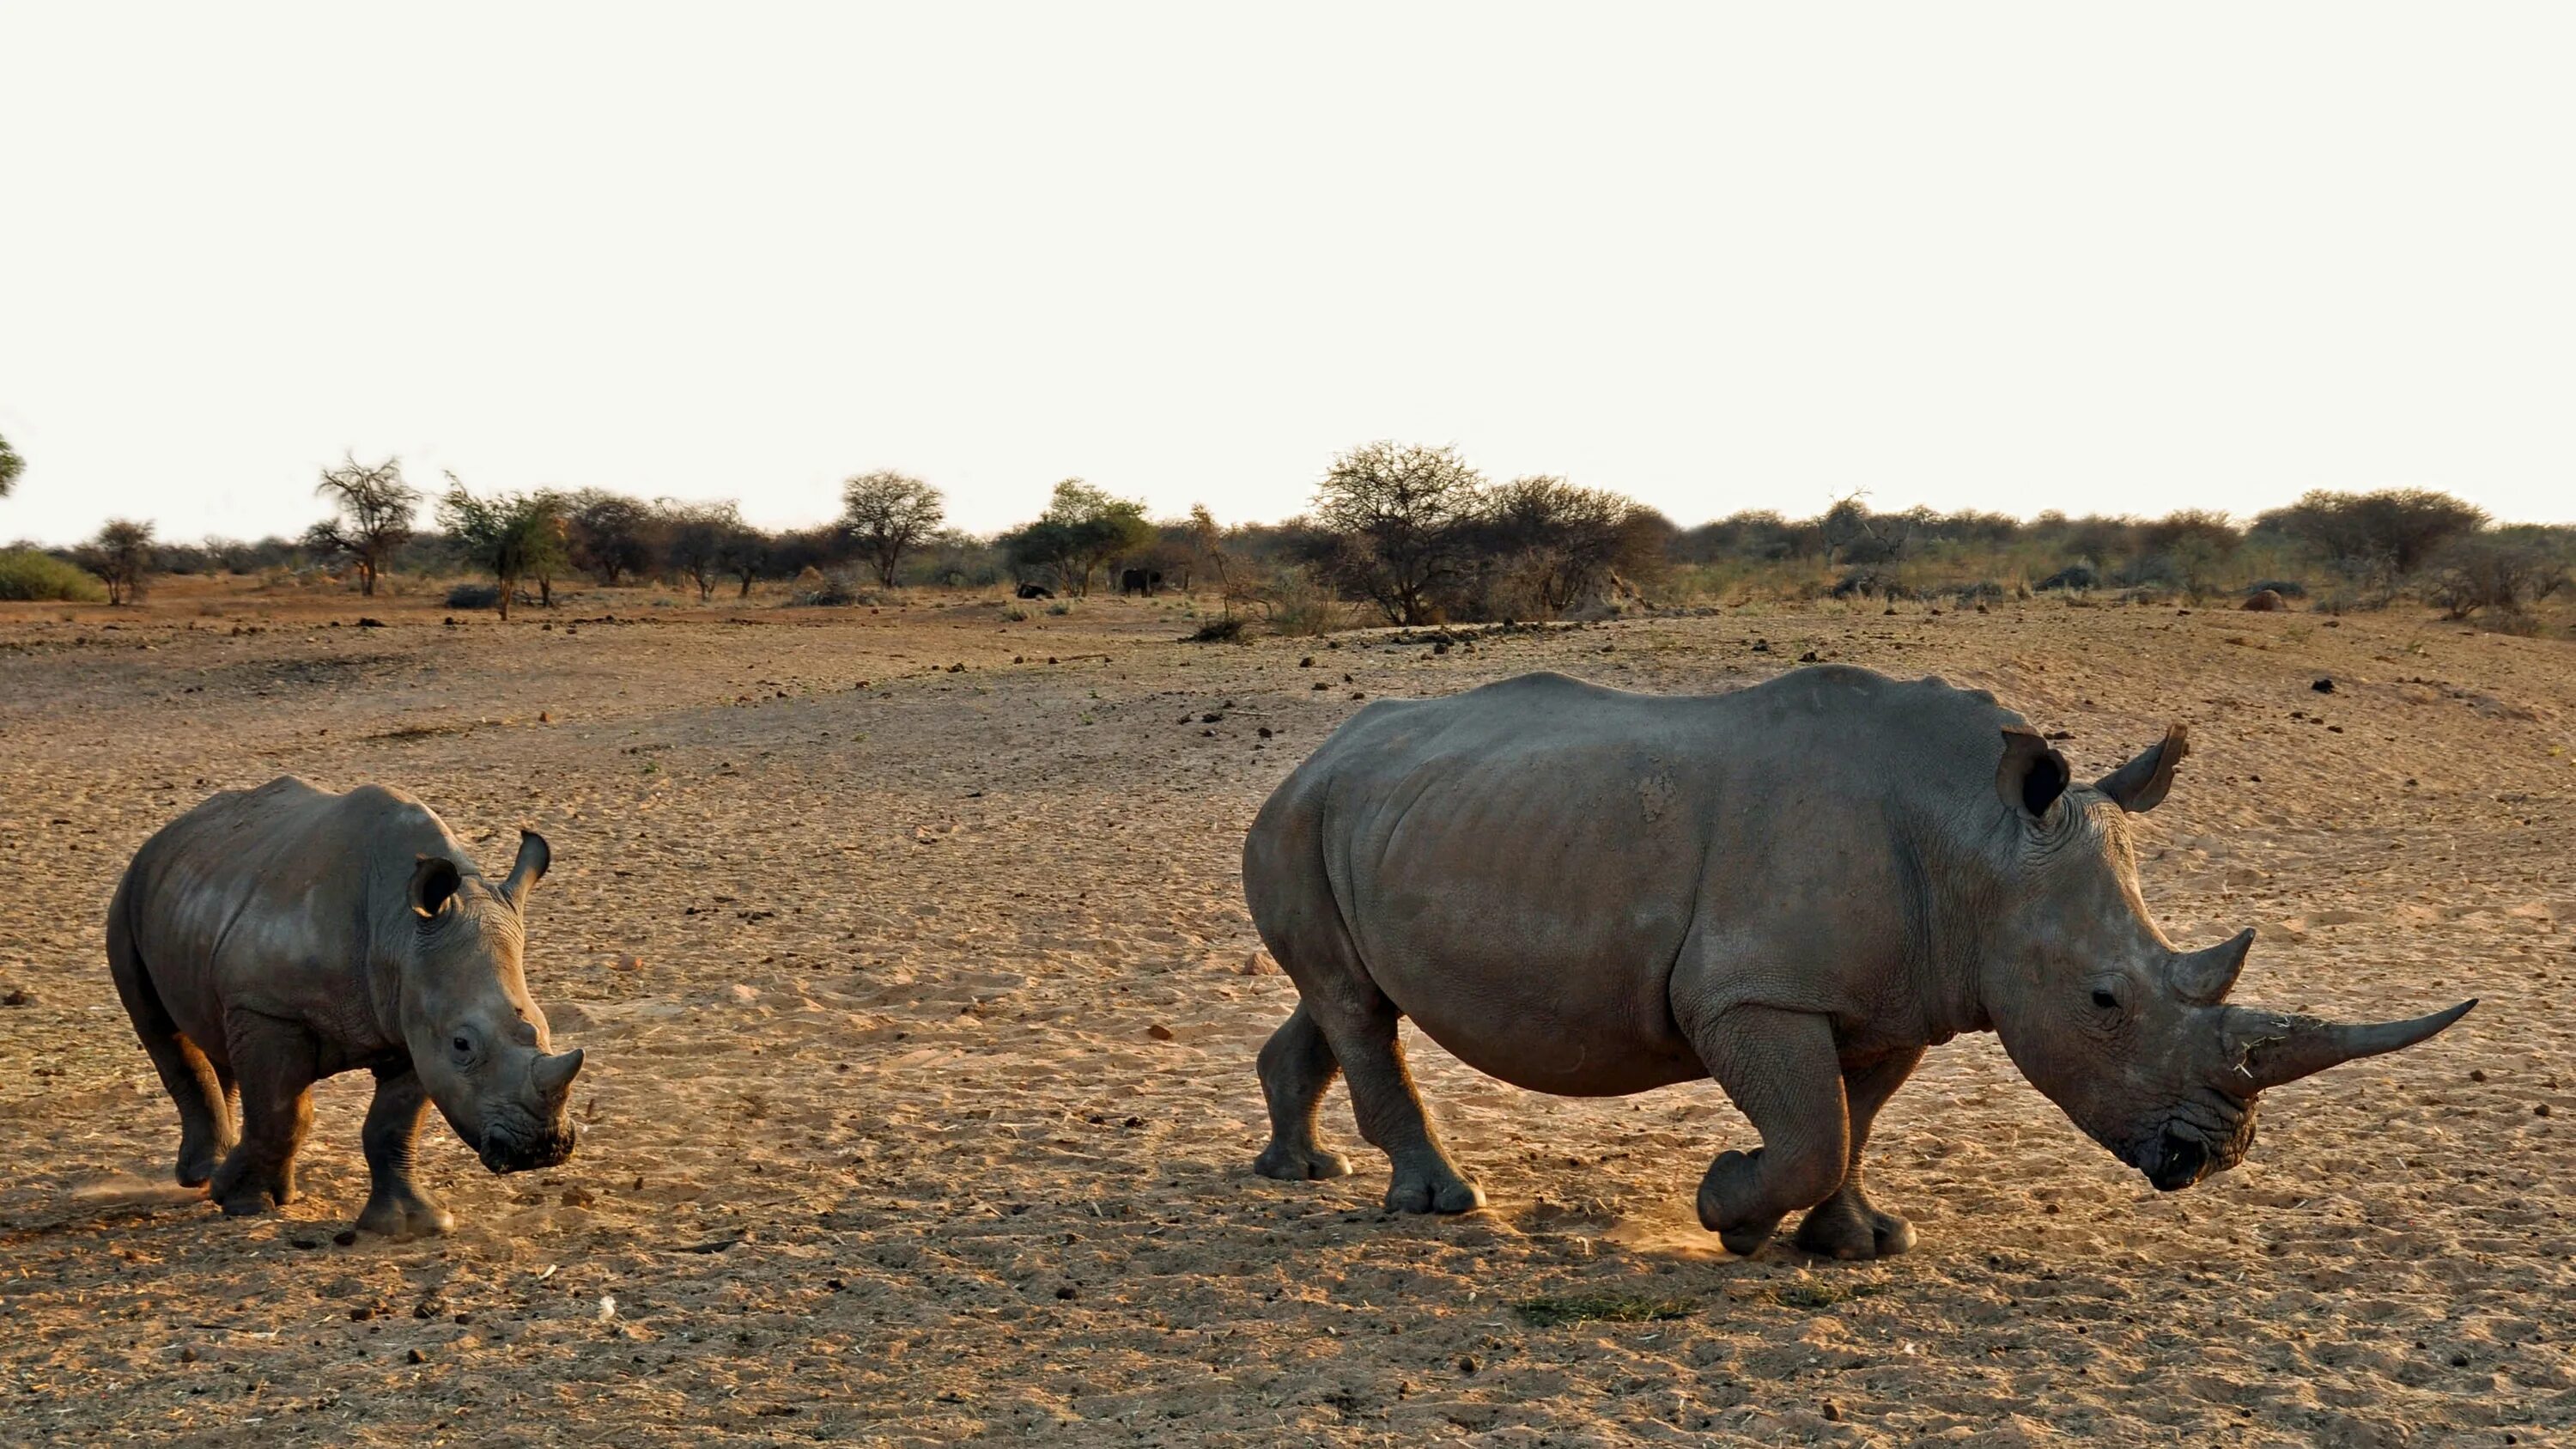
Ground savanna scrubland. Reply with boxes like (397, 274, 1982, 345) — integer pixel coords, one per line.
(2, 571, 2570, 1446)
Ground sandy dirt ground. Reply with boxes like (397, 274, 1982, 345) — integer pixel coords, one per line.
(1, 581, 2570, 1446)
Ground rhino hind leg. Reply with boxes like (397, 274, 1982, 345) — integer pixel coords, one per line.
(1329, 1007, 1483, 1214)
(1253, 1005, 1353, 1182)
(1283, 988, 1480, 1214)
(357, 1067, 454, 1239)
(209, 1014, 317, 1217)
(1686, 1006, 1851, 1257)
(1793, 1047, 1923, 1261)
(106, 915, 235, 1187)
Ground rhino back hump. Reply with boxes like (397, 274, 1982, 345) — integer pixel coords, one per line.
(119, 777, 461, 1044)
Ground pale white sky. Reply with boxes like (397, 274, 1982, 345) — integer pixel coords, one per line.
(3, 4, 2570, 546)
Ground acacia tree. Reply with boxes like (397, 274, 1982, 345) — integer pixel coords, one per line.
(2254, 490, 2486, 580)
(718, 518, 770, 598)
(658, 499, 741, 601)
(1188, 503, 1235, 616)
(437, 476, 567, 622)
(305, 454, 422, 597)
(81, 518, 157, 604)
(1314, 441, 1483, 624)
(1478, 475, 1631, 615)
(0, 430, 22, 499)
(998, 480, 1154, 595)
(564, 489, 658, 586)
(840, 470, 945, 587)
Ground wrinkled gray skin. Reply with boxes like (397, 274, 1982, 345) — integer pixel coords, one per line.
(107, 777, 583, 1238)
(1244, 667, 2474, 1258)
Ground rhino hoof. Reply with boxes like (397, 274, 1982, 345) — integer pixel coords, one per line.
(1385, 1173, 1484, 1215)
(1793, 1199, 1917, 1260)
(215, 1186, 282, 1217)
(359, 1195, 456, 1240)
(175, 1136, 234, 1190)
(1253, 1143, 1352, 1182)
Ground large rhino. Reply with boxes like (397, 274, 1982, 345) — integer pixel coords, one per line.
(1243, 667, 2473, 1258)
(107, 777, 584, 1238)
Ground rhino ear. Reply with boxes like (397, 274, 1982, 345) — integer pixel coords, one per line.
(1996, 727, 2070, 820)
(501, 830, 550, 914)
(410, 855, 463, 920)
(2097, 724, 2189, 813)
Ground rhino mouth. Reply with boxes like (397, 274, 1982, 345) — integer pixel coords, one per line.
(479, 1123, 578, 1175)
(2125, 1092, 2255, 1191)
(2142, 1131, 2211, 1191)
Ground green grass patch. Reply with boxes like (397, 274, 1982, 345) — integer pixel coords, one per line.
(1513, 1293, 1697, 1329)
(1774, 1281, 1883, 1310)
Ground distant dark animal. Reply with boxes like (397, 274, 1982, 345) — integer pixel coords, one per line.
(1244, 667, 2471, 1257)
(2241, 589, 2288, 612)
(108, 778, 583, 1238)
(1121, 569, 1163, 597)
(1016, 583, 1054, 600)
(2033, 564, 2097, 593)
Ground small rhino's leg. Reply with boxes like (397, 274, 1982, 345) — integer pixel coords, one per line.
(358, 1065, 453, 1239)
(209, 1013, 316, 1217)
(106, 918, 234, 1186)
(1685, 1005, 1850, 1257)
(1794, 1046, 1923, 1260)
(1307, 995, 1481, 1215)
(1253, 1004, 1352, 1182)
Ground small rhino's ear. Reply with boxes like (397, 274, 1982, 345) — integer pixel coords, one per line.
(501, 830, 550, 913)
(1997, 726, 2070, 820)
(2097, 724, 2189, 813)
(410, 855, 464, 920)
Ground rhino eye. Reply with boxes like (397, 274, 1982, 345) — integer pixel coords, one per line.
(2090, 988, 2122, 1012)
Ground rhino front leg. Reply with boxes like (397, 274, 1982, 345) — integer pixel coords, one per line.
(358, 1065, 455, 1239)
(1793, 1046, 1923, 1261)
(1685, 1006, 1850, 1257)
(209, 1014, 316, 1217)
(1253, 1004, 1353, 1182)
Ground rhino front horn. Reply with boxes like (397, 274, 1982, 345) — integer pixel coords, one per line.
(532, 1048, 584, 1099)
(2229, 999, 2476, 1092)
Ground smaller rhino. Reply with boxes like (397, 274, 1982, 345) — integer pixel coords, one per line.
(108, 778, 584, 1237)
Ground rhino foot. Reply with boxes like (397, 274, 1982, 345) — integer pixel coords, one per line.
(359, 1190, 455, 1240)
(1697, 1148, 1794, 1257)
(1384, 1166, 1484, 1215)
(1254, 1142, 1353, 1182)
(175, 1131, 237, 1190)
(1792, 1193, 1916, 1261)
(210, 1156, 295, 1216)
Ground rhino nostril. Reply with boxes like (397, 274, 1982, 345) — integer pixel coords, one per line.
(2148, 1131, 2208, 1190)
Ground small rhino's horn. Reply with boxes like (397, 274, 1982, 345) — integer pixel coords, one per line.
(2167, 929, 2254, 1005)
(532, 1048, 583, 1099)
(2226, 999, 2476, 1093)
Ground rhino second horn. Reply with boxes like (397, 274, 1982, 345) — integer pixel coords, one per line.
(2168, 929, 2254, 1005)
(2227, 999, 2476, 1093)
(532, 1048, 584, 1099)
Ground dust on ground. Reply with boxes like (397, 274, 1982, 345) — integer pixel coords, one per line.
(2, 581, 2569, 1446)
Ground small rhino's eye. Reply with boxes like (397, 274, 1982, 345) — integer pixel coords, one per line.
(452, 1035, 472, 1054)
(2091, 989, 2121, 1011)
